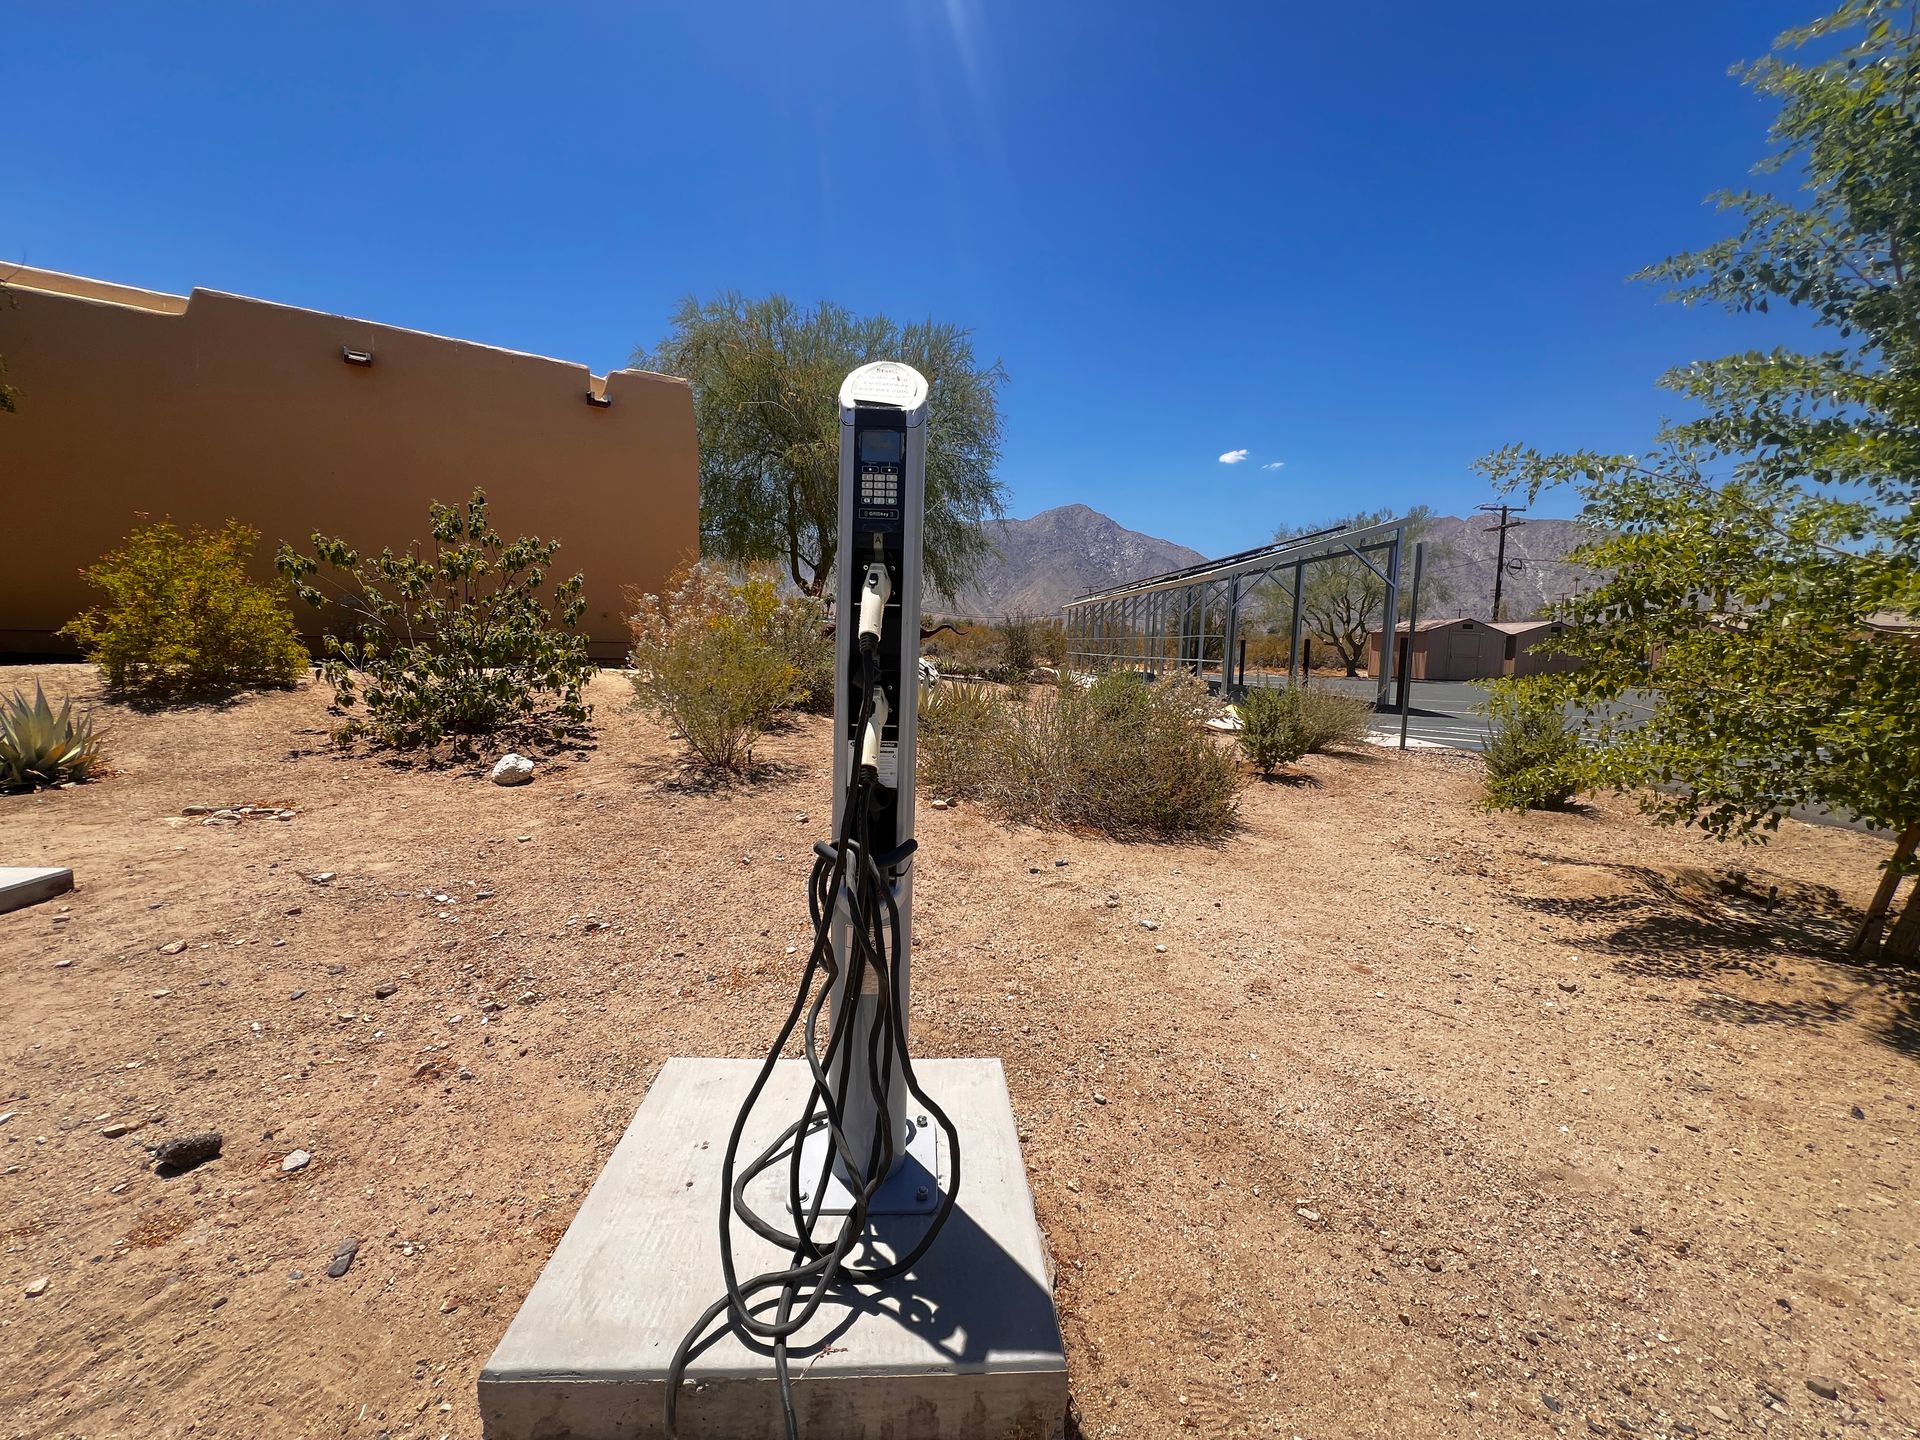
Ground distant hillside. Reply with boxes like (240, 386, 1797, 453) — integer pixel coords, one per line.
(927, 503, 1206, 618)
(1418, 514, 1603, 620)
(926, 505, 1600, 621)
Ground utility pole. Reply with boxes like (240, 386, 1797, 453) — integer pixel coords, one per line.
(1477, 502, 1527, 621)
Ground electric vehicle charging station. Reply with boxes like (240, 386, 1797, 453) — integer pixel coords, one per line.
(480, 363, 1065, 1440)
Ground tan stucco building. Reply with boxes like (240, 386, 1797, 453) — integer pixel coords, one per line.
(0, 266, 697, 659)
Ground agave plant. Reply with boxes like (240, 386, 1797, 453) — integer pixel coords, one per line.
(0, 682, 105, 788)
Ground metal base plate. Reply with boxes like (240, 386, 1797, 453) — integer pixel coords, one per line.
(778, 1110, 944, 1218)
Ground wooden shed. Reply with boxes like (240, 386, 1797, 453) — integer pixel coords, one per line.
(1490, 620, 1581, 677)
(1367, 617, 1507, 681)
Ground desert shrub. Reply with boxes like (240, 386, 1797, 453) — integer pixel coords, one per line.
(60, 519, 308, 698)
(1482, 679, 1585, 810)
(755, 580, 833, 713)
(1, 682, 105, 789)
(276, 489, 593, 750)
(917, 680, 1008, 800)
(1295, 686, 1372, 753)
(923, 621, 999, 678)
(626, 563, 803, 771)
(992, 671, 1239, 840)
(1235, 686, 1311, 776)
(995, 613, 1041, 685)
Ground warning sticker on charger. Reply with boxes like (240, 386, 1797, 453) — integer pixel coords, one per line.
(876, 741, 899, 788)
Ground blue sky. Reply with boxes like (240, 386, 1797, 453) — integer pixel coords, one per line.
(4, 2, 1816, 556)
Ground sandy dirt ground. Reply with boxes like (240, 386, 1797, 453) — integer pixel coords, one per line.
(2, 664, 1916, 1440)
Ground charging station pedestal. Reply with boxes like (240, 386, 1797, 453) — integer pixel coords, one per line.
(479, 364, 1066, 1440)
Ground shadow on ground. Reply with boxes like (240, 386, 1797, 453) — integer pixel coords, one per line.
(1507, 856, 1920, 1060)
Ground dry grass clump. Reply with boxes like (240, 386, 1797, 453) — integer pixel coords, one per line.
(919, 670, 1239, 841)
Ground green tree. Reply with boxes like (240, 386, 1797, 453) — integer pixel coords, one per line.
(1480, 1, 1920, 959)
(635, 292, 1009, 598)
(1257, 507, 1451, 676)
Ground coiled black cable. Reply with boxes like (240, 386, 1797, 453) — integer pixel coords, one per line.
(665, 645, 962, 1440)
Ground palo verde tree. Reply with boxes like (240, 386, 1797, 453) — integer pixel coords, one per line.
(1480, 1, 1920, 960)
(635, 292, 1008, 598)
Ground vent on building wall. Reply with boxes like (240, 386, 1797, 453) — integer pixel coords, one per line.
(585, 389, 611, 408)
(341, 347, 374, 367)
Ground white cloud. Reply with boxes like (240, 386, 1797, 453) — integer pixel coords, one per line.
(1218, 448, 1249, 465)
(1261, 461, 1285, 471)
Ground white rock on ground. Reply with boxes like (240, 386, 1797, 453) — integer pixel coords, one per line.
(491, 754, 535, 786)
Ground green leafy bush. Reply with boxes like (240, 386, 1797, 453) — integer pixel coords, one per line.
(1, 682, 105, 788)
(60, 520, 308, 697)
(1482, 679, 1585, 810)
(1235, 686, 1311, 776)
(917, 680, 1009, 800)
(626, 564, 808, 771)
(276, 490, 593, 750)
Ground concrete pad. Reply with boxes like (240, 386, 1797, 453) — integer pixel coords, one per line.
(0, 866, 74, 915)
(480, 1057, 1065, 1440)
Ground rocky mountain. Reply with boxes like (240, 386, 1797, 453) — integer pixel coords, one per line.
(927, 504, 1600, 621)
(926, 503, 1207, 618)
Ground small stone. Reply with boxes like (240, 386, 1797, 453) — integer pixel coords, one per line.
(516, 834, 532, 843)
(1542, 1394, 1562, 1414)
(490, 754, 535, 787)
(182, 805, 216, 816)
(458, 1067, 476, 1081)
(0, 1113, 13, 1126)
(309, 873, 335, 885)
(289, 989, 305, 1000)
(158, 940, 186, 955)
(1138, 919, 1159, 931)
(151, 1132, 222, 1173)
(1557, 980, 1579, 994)
(281, 1149, 312, 1173)
(1849, 1105, 1865, 1120)
(1296, 1207, 1321, 1223)
(100, 1121, 139, 1139)
(1705, 1405, 1729, 1423)
(54, 958, 72, 968)
(517, 991, 537, 1005)
(1422, 1252, 1443, 1272)
(412, 1061, 440, 1080)
(24, 1276, 49, 1298)
(475, 889, 495, 900)
(202, 815, 240, 827)
(1155, 943, 1168, 953)
(152, 989, 172, 999)
(440, 1296, 458, 1313)
(1092, 1091, 1108, 1105)
(326, 1238, 360, 1278)
(374, 983, 398, 1000)
(929, 798, 950, 810)
(1055, 858, 1069, 867)
(1806, 1377, 1839, 1401)
(288, 1270, 304, 1281)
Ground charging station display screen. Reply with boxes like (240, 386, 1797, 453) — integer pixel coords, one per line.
(859, 429, 904, 464)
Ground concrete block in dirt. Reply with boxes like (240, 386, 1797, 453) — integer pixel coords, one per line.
(0, 867, 74, 915)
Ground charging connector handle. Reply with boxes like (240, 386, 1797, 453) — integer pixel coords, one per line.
(859, 688, 890, 773)
(857, 562, 892, 652)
